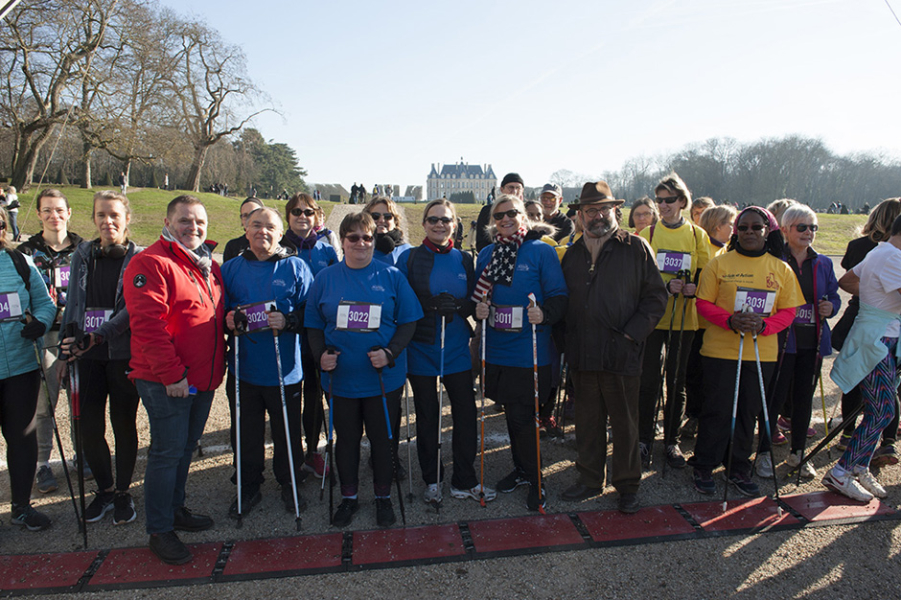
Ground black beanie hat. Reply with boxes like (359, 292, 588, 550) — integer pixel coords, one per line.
(500, 173, 524, 188)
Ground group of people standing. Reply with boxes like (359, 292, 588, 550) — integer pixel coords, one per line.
(0, 177, 897, 568)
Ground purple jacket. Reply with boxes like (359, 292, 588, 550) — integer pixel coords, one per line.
(784, 252, 840, 356)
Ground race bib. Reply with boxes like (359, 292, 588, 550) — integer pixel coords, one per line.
(0, 291, 23, 322)
(336, 301, 381, 332)
(656, 250, 691, 274)
(734, 288, 776, 316)
(489, 305, 524, 332)
(84, 308, 113, 333)
(239, 300, 277, 333)
(54, 265, 71, 290)
(794, 303, 816, 326)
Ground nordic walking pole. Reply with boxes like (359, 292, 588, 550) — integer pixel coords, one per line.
(528, 293, 546, 514)
(404, 379, 415, 504)
(273, 328, 302, 531)
(432, 314, 446, 515)
(31, 336, 80, 532)
(479, 293, 488, 507)
(664, 269, 691, 478)
(321, 349, 336, 523)
(654, 277, 682, 468)
(234, 331, 244, 529)
(793, 401, 864, 478)
(752, 329, 783, 517)
(723, 318, 746, 512)
(64, 322, 88, 547)
(372, 348, 406, 525)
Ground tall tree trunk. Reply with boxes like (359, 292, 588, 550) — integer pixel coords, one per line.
(185, 144, 209, 192)
(10, 127, 52, 190)
(81, 142, 93, 189)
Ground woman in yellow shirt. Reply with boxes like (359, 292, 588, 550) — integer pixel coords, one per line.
(689, 207, 804, 497)
(637, 173, 711, 470)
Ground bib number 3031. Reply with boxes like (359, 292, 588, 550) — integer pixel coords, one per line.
(733, 288, 775, 315)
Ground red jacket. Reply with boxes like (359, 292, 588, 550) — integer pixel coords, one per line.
(123, 237, 225, 391)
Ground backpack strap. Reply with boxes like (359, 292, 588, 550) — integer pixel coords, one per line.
(6, 248, 31, 292)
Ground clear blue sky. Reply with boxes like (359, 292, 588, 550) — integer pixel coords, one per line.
(168, 0, 901, 192)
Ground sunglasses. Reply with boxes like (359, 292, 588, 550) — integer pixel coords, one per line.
(793, 223, 818, 232)
(654, 196, 680, 205)
(290, 208, 316, 217)
(369, 212, 393, 221)
(736, 224, 766, 232)
(493, 209, 520, 220)
(345, 233, 374, 243)
(426, 216, 453, 225)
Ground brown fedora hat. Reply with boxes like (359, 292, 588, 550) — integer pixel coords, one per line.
(568, 181, 624, 208)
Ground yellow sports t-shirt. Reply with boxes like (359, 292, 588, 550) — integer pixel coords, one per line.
(639, 220, 711, 331)
(697, 250, 804, 362)
(698, 241, 727, 330)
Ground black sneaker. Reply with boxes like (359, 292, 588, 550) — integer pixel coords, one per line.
(35, 465, 58, 494)
(639, 442, 651, 471)
(496, 470, 529, 493)
(281, 485, 308, 514)
(113, 492, 136, 525)
(526, 483, 547, 512)
(375, 498, 396, 527)
(693, 468, 716, 495)
(666, 444, 687, 469)
(10, 503, 51, 531)
(228, 490, 262, 519)
(618, 492, 640, 514)
(331, 498, 359, 528)
(173, 506, 214, 532)
(726, 471, 761, 497)
(149, 531, 192, 565)
(84, 490, 116, 523)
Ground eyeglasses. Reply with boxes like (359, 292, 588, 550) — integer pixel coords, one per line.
(345, 233, 374, 243)
(793, 223, 818, 233)
(369, 212, 393, 221)
(736, 224, 766, 232)
(291, 208, 316, 217)
(583, 206, 614, 218)
(425, 216, 453, 225)
(493, 209, 520, 220)
(654, 196, 680, 205)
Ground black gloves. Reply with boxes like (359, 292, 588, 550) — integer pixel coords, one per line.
(20, 319, 46, 341)
(430, 292, 458, 318)
(234, 309, 248, 334)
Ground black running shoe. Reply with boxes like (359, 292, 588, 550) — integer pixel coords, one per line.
(11, 504, 51, 531)
(281, 485, 308, 514)
(496, 470, 528, 493)
(375, 498, 396, 527)
(331, 498, 359, 528)
(84, 490, 116, 523)
(113, 492, 136, 525)
(228, 490, 262, 519)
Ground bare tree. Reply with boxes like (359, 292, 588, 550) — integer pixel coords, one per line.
(0, 0, 117, 190)
(167, 20, 269, 192)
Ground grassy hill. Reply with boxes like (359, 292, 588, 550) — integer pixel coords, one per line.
(10, 186, 866, 256)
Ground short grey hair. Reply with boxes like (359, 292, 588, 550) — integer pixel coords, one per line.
(780, 204, 817, 229)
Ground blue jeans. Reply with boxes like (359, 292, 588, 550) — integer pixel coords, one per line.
(136, 379, 214, 534)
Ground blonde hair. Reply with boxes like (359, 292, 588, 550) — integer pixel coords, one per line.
(699, 205, 738, 238)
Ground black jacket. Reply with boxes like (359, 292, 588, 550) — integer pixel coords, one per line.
(561, 229, 667, 376)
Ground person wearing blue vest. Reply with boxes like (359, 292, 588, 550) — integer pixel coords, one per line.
(364, 196, 412, 266)
(306, 212, 423, 528)
(60, 191, 141, 527)
(473, 194, 568, 512)
(0, 205, 56, 531)
(282, 193, 339, 478)
(398, 199, 496, 505)
(222, 207, 314, 518)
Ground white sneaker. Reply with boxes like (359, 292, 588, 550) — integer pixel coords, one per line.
(755, 452, 774, 478)
(855, 470, 887, 499)
(450, 484, 497, 502)
(786, 450, 816, 479)
(423, 483, 442, 504)
(822, 468, 873, 502)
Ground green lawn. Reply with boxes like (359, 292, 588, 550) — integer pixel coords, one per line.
(11, 188, 865, 257)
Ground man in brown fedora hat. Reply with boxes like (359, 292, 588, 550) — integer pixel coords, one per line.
(559, 181, 667, 513)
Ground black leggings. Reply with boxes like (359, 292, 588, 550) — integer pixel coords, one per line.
(333, 387, 402, 498)
(638, 328, 695, 446)
(760, 348, 818, 453)
(409, 370, 477, 490)
(301, 351, 325, 455)
(1, 370, 40, 506)
(77, 359, 140, 492)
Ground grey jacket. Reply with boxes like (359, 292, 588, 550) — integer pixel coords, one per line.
(61, 240, 140, 360)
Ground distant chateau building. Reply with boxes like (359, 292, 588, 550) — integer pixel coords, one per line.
(427, 162, 497, 202)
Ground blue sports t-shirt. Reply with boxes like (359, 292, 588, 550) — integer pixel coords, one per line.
(374, 242, 412, 267)
(305, 260, 423, 397)
(475, 239, 568, 368)
(222, 254, 313, 386)
(295, 239, 338, 276)
(397, 246, 473, 377)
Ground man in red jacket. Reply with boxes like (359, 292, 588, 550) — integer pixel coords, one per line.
(124, 195, 225, 565)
